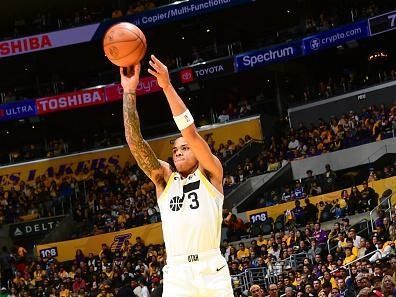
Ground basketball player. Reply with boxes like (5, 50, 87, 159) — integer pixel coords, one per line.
(120, 55, 233, 297)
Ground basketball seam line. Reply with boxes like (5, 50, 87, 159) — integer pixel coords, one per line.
(105, 41, 142, 61)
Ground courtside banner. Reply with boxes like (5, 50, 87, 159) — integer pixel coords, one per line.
(178, 57, 235, 83)
(193, 57, 235, 80)
(130, 0, 254, 28)
(235, 42, 301, 72)
(36, 88, 106, 115)
(369, 10, 396, 36)
(9, 216, 64, 239)
(105, 76, 162, 102)
(0, 24, 99, 59)
(0, 116, 262, 189)
(0, 100, 37, 121)
(93, 0, 255, 39)
(302, 20, 369, 55)
(245, 176, 396, 223)
(36, 223, 164, 262)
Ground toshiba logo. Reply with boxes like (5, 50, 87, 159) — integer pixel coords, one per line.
(0, 35, 52, 56)
(37, 90, 104, 114)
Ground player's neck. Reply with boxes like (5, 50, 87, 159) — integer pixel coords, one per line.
(178, 163, 199, 179)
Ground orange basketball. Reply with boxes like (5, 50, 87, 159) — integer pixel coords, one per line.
(103, 22, 147, 67)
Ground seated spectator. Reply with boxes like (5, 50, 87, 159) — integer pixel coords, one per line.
(237, 243, 250, 260)
(281, 185, 294, 202)
(250, 284, 265, 297)
(313, 222, 328, 247)
(218, 110, 230, 123)
(288, 135, 300, 151)
(293, 180, 305, 199)
(111, 9, 123, 18)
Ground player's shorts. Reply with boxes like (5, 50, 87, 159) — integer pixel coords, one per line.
(162, 248, 234, 297)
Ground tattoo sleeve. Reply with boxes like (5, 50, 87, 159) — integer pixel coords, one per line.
(123, 91, 162, 181)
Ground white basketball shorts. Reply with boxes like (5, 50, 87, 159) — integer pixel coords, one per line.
(162, 249, 234, 297)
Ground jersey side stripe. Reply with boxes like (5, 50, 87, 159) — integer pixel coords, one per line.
(197, 169, 223, 198)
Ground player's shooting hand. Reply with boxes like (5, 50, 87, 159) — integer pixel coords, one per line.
(120, 64, 141, 92)
(148, 55, 171, 90)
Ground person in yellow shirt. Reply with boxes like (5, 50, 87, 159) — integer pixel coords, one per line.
(337, 233, 347, 249)
(343, 247, 357, 265)
(33, 264, 46, 285)
(257, 234, 267, 247)
(345, 239, 359, 257)
(59, 284, 70, 297)
(321, 271, 337, 288)
(237, 243, 250, 260)
(117, 210, 129, 225)
(286, 230, 296, 247)
(58, 265, 69, 280)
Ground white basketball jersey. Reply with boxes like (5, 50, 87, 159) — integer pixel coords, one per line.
(157, 168, 224, 257)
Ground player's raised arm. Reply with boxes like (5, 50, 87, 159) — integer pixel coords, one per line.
(121, 64, 171, 189)
(148, 55, 223, 184)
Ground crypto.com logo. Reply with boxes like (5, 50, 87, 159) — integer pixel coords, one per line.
(310, 38, 321, 51)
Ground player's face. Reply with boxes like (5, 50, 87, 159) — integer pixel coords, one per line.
(172, 137, 198, 174)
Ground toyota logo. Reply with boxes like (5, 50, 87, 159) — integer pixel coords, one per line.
(180, 69, 194, 84)
(182, 72, 192, 80)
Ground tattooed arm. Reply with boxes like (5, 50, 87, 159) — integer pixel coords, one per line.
(121, 65, 171, 190)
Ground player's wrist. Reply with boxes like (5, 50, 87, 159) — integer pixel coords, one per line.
(162, 83, 172, 92)
(124, 88, 136, 95)
(174, 109, 194, 131)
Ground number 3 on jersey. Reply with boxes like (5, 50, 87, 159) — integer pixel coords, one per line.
(188, 192, 199, 209)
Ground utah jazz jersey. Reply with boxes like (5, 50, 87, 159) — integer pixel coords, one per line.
(157, 168, 224, 257)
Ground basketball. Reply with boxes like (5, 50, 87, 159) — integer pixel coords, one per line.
(103, 22, 147, 67)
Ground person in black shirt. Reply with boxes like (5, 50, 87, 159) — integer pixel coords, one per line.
(322, 164, 336, 193)
(360, 181, 377, 210)
(292, 200, 304, 227)
(116, 279, 137, 297)
(303, 170, 316, 194)
(304, 198, 319, 224)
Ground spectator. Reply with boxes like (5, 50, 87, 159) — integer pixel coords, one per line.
(361, 180, 378, 211)
(288, 136, 300, 151)
(218, 110, 230, 123)
(138, 279, 150, 297)
(313, 222, 328, 246)
(237, 243, 250, 260)
(291, 200, 304, 227)
(381, 274, 396, 297)
(304, 198, 319, 224)
(322, 164, 337, 192)
(308, 239, 322, 259)
(250, 284, 265, 297)
(268, 283, 279, 297)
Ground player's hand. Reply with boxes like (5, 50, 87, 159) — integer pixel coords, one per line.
(120, 64, 141, 92)
(148, 55, 171, 90)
